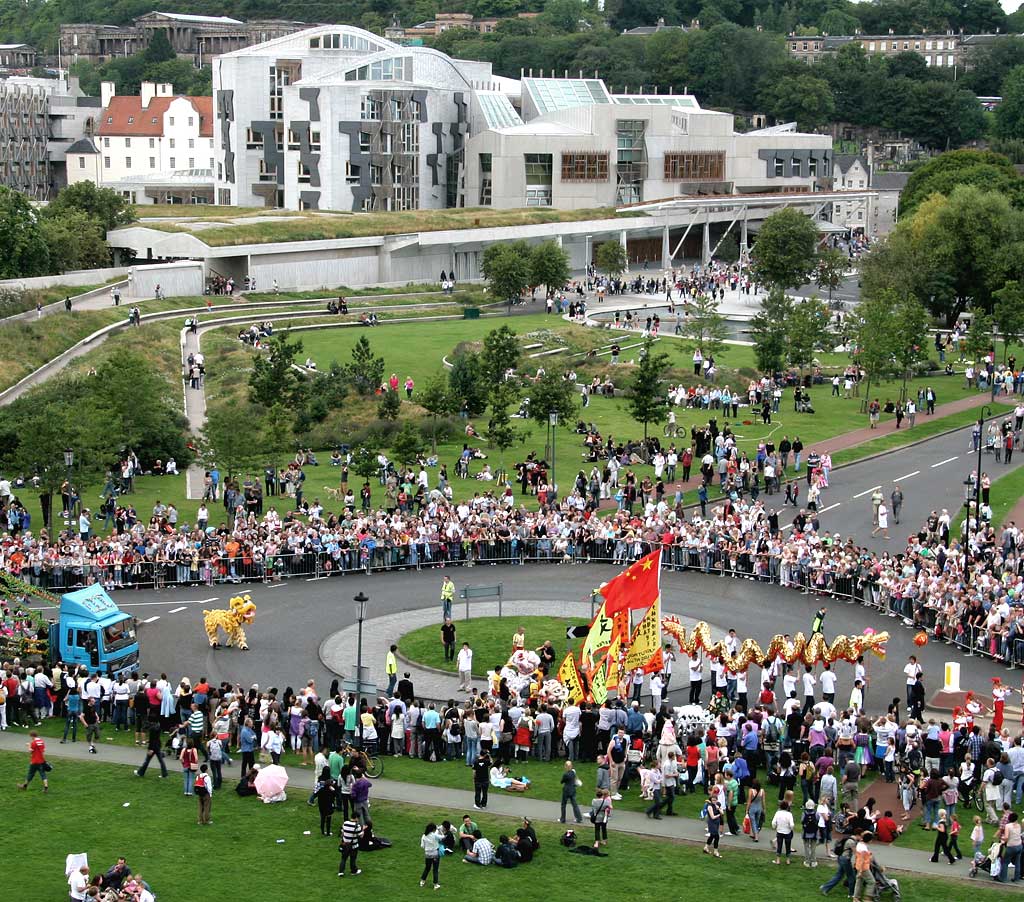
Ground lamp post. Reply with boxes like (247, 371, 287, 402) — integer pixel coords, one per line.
(549, 411, 558, 501)
(967, 406, 992, 549)
(353, 591, 368, 749)
(63, 447, 74, 536)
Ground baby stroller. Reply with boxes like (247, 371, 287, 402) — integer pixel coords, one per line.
(871, 861, 901, 900)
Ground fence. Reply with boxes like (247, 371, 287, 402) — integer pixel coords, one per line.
(16, 540, 1019, 671)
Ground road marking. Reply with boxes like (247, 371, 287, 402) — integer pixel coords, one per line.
(931, 456, 958, 468)
(893, 470, 920, 481)
(23, 596, 219, 611)
(168, 606, 187, 614)
(266, 583, 287, 589)
(817, 503, 841, 514)
(142, 615, 160, 623)
(852, 485, 881, 499)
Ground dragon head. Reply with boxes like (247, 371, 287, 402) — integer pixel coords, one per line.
(229, 594, 256, 623)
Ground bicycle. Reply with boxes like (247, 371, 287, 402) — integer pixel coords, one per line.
(340, 742, 384, 779)
(961, 784, 984, 814)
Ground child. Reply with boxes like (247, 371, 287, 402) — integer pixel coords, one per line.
(899, 771, 916, 821)
(971, 815, 985, 858)
(949, 812, 963, 861)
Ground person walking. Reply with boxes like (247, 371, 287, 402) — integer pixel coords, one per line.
(419, 822, 445, 889)
(645, 760, 666, 819)
(590, 788, 612, 849)
(457, 642, 473, 693)
(704, 795, 724, 858)
(772, 799, 795, 864)
(890, 485, 903, 525)
(851, 832, 875, 902)
(473, 748, 490, 810)
(930, 808, 956, 864)
(338, 814, 362, 877)
(872, 503, 889, 540)
(440, 576, 455, 620)
(180, 739, 199, 796)
(194, 764, 213, 825)
(441, 618, 456, 663)
(17, 730, 49, 792)
(820, 832, 858, 896)
(135, 719, 168, 778)
(560, 760, 583, 824)
(385, 645, 398, 697)
(870, 488, 884, 526)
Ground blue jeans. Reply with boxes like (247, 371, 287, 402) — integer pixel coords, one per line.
(62, 714, 78, 741)
(387, 673, 397, 696)
(464, 736, 479, 765)
(183, 769, 195, 795)
(1001, 844, 1022, 882)
(1014, 772, 1024, 806)
(794, 452, 802, 471)
(923, 798, 939, 828)
(821, 855, 855, 894)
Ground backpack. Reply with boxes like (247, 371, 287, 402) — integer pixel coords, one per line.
(992, 770, 1004, 787)
(803, 811, 818, 834)
(610, 737, 626, 764)
(195, 774, 210, 797)
(560, 830, 577, 848)
(765, 718, 781, 746)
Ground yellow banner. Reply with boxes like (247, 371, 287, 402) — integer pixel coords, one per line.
(580, 601, 616, 666)
(557, 652, 585, 703)
(605, 633, 623, 691)
(590, 656, 607, 704)
(622, 596, 661, 673)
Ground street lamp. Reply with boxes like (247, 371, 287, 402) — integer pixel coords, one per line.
(63, 448, 74, 535)
(966, 406, 993, 549)
(353, 591, 368, 749)
(549, 412, 559, 502)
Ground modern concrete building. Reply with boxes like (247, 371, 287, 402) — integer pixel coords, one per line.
(786, 30, 1006, 69)
(212, 24, 833, 212)
(66, 80, 214, 203)
(0, 75, 99, 199)
(60, 12, 310, 67)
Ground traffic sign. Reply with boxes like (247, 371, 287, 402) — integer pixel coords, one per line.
(566, 625, 589, 640)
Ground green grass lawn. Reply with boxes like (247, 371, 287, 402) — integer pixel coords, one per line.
(399, 616, 585, 678)
(2, 749, 1007, 901)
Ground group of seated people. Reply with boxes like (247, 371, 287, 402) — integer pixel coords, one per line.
(454, 814, 539, 868)
(67, 857, 154, 902)
(834, 801, 905, 844)
(238, 322, 274, 346)
(358, 312, 380, 326)
(326, 297, 349, 315)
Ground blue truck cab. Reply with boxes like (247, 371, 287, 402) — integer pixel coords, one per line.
(48, 585, 140, 677)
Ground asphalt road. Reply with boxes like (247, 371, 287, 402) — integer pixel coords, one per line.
(765, 413, 1022, 555)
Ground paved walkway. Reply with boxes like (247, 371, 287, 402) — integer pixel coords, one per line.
(0, 729, 982, 881)
(318, 600, 724, 704)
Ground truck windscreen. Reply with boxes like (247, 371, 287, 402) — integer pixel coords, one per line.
(102, 618, 136, 653)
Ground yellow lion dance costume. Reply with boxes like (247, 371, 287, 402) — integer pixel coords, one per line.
(203, 594, 256, 650)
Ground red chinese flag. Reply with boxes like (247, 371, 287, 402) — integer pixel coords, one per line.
(601, 548, 662, 616)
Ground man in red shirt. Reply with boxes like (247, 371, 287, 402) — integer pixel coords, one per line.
(18, 730, 49, 792)
(874, 810, 903, 843)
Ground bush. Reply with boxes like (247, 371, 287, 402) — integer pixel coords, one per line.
(419, 414, 459, 445)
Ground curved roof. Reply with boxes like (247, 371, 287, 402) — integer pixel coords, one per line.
(308, 45, 473, 90)
(221, 23, 396, 58)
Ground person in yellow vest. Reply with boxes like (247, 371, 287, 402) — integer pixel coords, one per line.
(440, 576, 455, 620)
(385, 645, 398, 697)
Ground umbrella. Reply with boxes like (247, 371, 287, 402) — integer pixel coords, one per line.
(254, 764, 289, 802)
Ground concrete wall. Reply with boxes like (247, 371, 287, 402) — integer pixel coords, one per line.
(130, 260, 204, 298)
(0, 266, 129, 292)
(248, 245, 380, 290)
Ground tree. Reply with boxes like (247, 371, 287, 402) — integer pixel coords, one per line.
(346, 335, 385, 395)
(900, 150, 1024, 219)
(351, 446, 379, 483)
(750, 208, 819, 290)
(786, 297, 830, 372)
(595, 240, 627, 279)
(681, 293, 728, 358)
(996, 66, 1024, 141)
(486, 381, 522, 477)
(965, 311, 995, 361)
(624, 338, 671, 442)
(848, 291, 898, 403)
(377, 388, 401, 421)
(143, 29, 175, 65)
(39, 211, 109, 273)
(390, 420, 424, 465)
(480, 325, 521, 389)
(995, 280, 1024, 360)
(201, 405, 263, 480)
(899, 81, 986, 150)
(482, 241, 531, 303)
(448, 350, 488, 416)
(814, 248, 847, 304)
(249, 332, 306, 409)
(750, 287, 793, 374)
(890, 294, 930, 391)
(759, 73, 835, 131)
(530, 240, 571, 297)
(45, 181, 135, 234)
(529, 370, 578, 430)
(417, 373, 453, 452)
(0, 186, 50, 278)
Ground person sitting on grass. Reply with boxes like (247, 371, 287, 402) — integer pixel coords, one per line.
(874, 810, 904, 843)
(495, 834, 521, 868)
(464, 830, 494, 865)
(490, 764, 530, 791)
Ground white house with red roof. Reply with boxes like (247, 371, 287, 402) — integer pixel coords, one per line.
(67, 80, 215, 203)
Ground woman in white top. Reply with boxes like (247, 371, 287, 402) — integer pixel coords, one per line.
(419, 822, 445, 889)
(873, 503, 889, 539)
(771, 800, 795, 864)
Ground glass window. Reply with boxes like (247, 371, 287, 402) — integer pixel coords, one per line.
(360, 97, 381, 120)
(78, 156, 85, 168)
(359, 131, 371, 153)
(524, 153, 552, 206)
(774, 157, 784, 177)
(401, 122, 418, 154)
(345, 160, 360, 184)
(169, 157, 175, 168)
(149, 156, 155, 168)
(792, 158, 802, 177)
(104, 156, 110, 168)
(371, 164, 382, 186)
